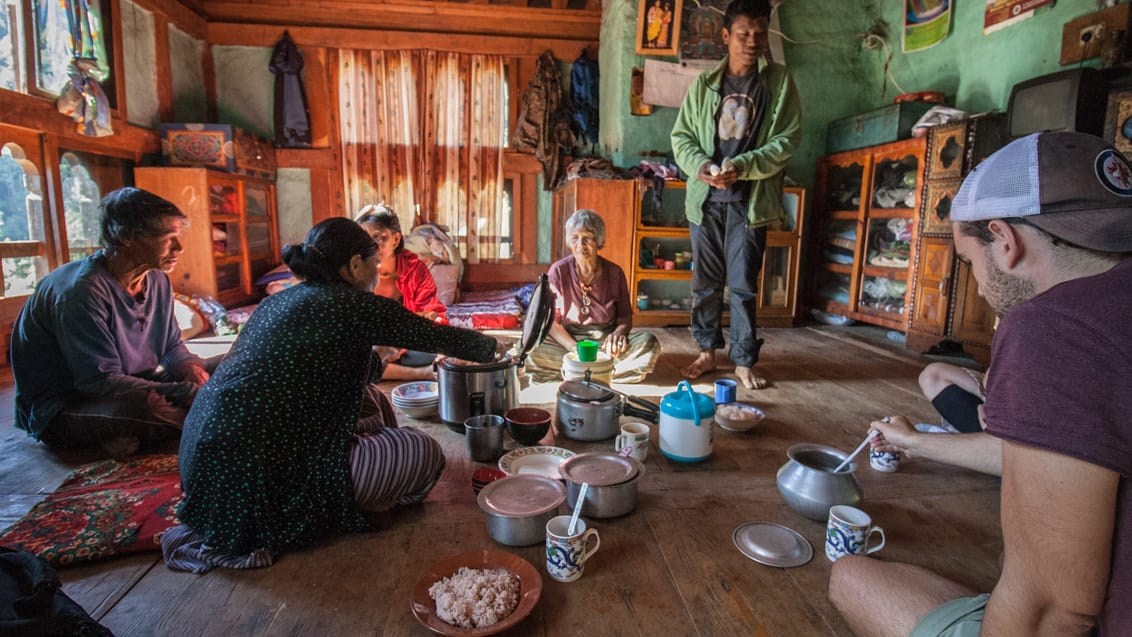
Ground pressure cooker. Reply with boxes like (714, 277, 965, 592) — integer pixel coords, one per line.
(556, 378, 659, 441)
(437, 273, 555, 431)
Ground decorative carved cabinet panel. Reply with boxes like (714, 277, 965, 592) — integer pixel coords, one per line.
(905, 114, 1006, 366)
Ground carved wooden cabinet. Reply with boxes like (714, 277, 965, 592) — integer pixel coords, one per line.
(135, 167, 280, 307)
(812, 137, 926, 331)
(905, 115, 1006, 366)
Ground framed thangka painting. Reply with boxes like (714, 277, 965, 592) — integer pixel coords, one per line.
(636, 0, 683, 56)
(681, 0, 727, 60)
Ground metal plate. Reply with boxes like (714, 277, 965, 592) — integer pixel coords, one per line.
(477, 475, 565, 518)
(732, 522, 813, 568)
(558, 452, 638, 486)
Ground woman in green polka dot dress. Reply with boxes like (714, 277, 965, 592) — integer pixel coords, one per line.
(164, 218, 497, 571)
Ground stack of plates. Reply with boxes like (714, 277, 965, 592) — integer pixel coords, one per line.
(391, 381, 439, 418)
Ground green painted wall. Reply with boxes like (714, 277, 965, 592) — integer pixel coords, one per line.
(596, 0, 1100, 195)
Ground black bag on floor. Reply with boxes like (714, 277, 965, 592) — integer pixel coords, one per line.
(0, 547, 113, 636)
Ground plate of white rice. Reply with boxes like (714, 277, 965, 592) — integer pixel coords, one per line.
(411, 549, 542, 636)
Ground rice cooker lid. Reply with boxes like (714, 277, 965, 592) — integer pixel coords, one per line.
(477, 474, 565, 517)
(558, 380, 616, 402)
(514, 273, 555, 363)
(438, 352, 514, 372)
(558, 452, 639, 486)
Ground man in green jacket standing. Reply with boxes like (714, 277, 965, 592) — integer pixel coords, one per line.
(670, 0, 801, 389)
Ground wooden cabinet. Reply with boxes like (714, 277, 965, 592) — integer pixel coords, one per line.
(553, 178, 806, 328)
(135, 167, 280, 307)
(812, 138, 926, 331)
(905, 115, 1006, 366)
(551, 178, 637, 280)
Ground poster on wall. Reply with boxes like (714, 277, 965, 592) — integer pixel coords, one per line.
(681, 0, 727, 60)
(903, 0, 952, 52)
(984, 0, 1054, 34)
(642, 58, 717, 108)
(636, 0, 684, 56)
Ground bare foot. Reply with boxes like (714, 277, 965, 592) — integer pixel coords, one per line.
(681, 351, 716, 379)
(736, 366, 769, 390)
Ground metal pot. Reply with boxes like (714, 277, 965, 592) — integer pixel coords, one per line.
(477, 475, 565, 546)
(561, 455, 645, 518)
(437, 273, 555, 431)
(556, 380, 658, 442)
(776, 443, 863, 521)
(438, 356, 520, 428)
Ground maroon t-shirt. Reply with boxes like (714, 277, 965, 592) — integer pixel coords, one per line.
(546, 255, 631, 330)
(984, 257, 1132, 634)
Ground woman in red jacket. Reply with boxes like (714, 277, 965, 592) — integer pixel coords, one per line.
(356, 204, 447, 380)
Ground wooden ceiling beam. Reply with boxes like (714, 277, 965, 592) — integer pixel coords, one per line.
(199, 1, 599, 42)
(208, 22, 597, 58)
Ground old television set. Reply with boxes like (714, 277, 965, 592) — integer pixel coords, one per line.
(1006, 68, 1107, 139)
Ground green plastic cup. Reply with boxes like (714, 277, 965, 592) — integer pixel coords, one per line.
(576, 340, 599, 362)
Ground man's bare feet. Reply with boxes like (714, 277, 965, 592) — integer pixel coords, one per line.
(681, 351, 716, 379)
(736, 365, 768, 389)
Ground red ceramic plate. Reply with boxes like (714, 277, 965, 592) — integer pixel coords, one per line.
(410, 549, 542, 636)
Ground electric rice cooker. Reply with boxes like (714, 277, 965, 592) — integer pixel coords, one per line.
(437, 273, 555, 431)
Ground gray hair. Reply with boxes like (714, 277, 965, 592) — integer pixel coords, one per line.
(564, 209, 606, 249)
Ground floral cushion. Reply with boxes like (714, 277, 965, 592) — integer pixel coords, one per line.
(0, 455, 181, 567)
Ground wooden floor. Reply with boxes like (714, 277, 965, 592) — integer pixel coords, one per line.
(0, 326, 1002, 636)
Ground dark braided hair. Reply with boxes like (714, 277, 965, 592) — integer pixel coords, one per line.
(283, 217, 378, 283)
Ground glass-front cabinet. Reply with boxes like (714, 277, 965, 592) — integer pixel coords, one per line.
(632, 181, 806, 328)
(135, 167, 279, 307)
(812, 137, 926, 331)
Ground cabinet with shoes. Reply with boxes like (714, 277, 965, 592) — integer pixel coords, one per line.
(812, 138, 926, 331)
(905, 114, 1006, 366)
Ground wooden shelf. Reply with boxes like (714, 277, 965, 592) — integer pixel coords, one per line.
(828, 210, 859, 220)
(821, 262, 853, 275)
(865, 208, 915, 219)
(861, 265, 909, 278)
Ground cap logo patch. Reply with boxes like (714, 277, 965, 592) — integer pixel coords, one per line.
(1095, 149, 1132, 196)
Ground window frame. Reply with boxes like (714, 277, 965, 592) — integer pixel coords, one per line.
(14, 0, 125, 118)
(0, 122, 58, 320)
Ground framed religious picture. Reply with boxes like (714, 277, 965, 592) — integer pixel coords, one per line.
(635, 0, 683, 56)
(1104, 88, 1132, 161)
(921, 178, 962, 236)
(681, 0, 728, 60)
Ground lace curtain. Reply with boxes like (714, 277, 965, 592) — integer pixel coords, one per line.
(338, 49, 506, 262)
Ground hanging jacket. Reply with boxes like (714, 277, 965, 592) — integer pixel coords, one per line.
(570, 51, 599, 147)
(269, 31, 312, 147)
(514, 51, 575, 190)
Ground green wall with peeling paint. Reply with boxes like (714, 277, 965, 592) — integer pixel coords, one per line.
(596, 0, 1100, 194)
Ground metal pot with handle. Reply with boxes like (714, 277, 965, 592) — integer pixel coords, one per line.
(556, 378, 658, 441)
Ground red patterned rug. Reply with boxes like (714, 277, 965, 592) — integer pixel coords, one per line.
(0, 454, 181, 567)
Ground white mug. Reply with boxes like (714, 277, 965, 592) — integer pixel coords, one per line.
(545, 515, 600, 582)
(614, 421, 650, 462)
(825, 505, 885, 562)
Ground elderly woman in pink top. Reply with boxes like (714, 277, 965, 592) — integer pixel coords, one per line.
(524, 209, 660, 384)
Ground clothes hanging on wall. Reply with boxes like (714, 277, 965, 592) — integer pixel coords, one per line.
(570, 50, 599, 148)
(269, 31, 312, 147)
(514, 51, 575, 190)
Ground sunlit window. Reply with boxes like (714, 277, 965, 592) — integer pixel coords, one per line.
(0, 0, 115, 105)
(0, 0, 25, 91)
(59, 152, 101, 261)
(0, 143, 49, 297)
(499, 177, 514, 259)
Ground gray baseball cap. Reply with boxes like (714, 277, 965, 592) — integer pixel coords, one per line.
(951, 131, 1132, 252)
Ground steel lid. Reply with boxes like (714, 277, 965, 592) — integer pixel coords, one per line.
(558, 380, 615, 403)
(732, 522, 813, 568)
(477, 474, 565, 517)
(558, 452, 640, 486)
(514, 273, 555, 363)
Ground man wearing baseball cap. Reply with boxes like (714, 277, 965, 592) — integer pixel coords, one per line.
(829, 131, 1132, 637)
